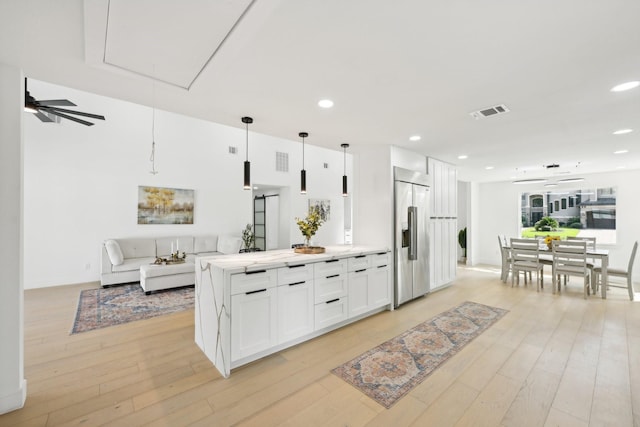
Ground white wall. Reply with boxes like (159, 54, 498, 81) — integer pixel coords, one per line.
(473, 169, 640, 280)
(23, 79, 350, 288)
(0, 64, 26, 414)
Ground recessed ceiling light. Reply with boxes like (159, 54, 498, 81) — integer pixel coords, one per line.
(558, 177, 585, 183)
(614, 149, 629, 154)
(318, 99, 334, 108)
(458, 155, 468, 160)
(409, 135, 421, 141)
(611, 81, 639, 92)
(512, 178, 548, 184)
(613, 129, 633, 135)
(617, 166, 627, 169)
(485, 166, 494, 170)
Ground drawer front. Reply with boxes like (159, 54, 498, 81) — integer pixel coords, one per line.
(371, 252, 390, 267)
(230, 269, 277, 295)
(314, 297, 348, 331)
(314, 274, 348, 304)
(277, 264, 313, 286)
(347, 255, 371, 272)
(313, 259, 347, 278)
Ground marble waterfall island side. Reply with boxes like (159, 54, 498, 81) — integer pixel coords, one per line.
(195, 245, 391, 378)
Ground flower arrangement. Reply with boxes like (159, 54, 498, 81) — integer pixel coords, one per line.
(241, 223, 255, 250)
(296, 206, 324, 246)
(544, 235, 560, 249)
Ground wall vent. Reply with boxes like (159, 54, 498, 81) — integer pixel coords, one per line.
(228, 146, 237, 154)
(469, 104, 510, 119)
(324, 163, 329, 169)
(276, 152, 289, 172)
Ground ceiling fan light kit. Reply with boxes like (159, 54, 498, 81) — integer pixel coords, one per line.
(24, 78, 105, 126)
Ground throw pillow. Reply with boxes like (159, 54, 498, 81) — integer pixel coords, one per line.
(105, 240, 124, 265)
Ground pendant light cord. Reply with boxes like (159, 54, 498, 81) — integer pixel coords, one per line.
(245, 121, 249, 161)
(302, 135, 305, 169)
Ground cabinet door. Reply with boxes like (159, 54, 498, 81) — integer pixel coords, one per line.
(348, 270, 369, 317)
(231, 288, 277, 361)
(277, 281, 314, 344)
(369, 265, 390, 308)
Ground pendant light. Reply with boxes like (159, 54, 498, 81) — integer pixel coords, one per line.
(341, 143, 349, 196)
(299, 132, 308, 194)
(242, 116, 253, 190)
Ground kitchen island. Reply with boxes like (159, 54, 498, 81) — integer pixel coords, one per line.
(195, 245, 391, 377)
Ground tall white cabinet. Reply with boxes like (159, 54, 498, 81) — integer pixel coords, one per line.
(427, 158, 458, 290)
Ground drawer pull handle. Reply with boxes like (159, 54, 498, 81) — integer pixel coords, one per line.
(246, 288, 267, 295)
(245, 269, 267, 275)
(355, 269, 367, 273)
(288, 281, 305, 286)
(326, 298, 339, 304)
(355, 255, 367, 258)
(326, 274, 340, 279)
(325, 259, 339, 263)
(378, 265, 388, 268)
(288, 264, 305, 269)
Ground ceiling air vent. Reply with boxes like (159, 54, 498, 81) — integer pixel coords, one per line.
(228, 146, 237, 155)
(469, 104, 510, 120)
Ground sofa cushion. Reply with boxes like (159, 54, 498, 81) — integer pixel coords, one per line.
(112, 257, 157, 273)
(118, 238, 156, 259)
(194, 235, 218, 254)
(156, 237, 178, 257)
(104, 240, 124, 266)
(217, 235, 242, 254)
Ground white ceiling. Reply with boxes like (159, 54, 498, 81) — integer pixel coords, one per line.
(1, 0, 639, 182)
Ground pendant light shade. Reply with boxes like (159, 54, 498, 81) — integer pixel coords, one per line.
(299, 132, 308, 194)
(341, 143, 349, 196)
(242, 116, 253, 190)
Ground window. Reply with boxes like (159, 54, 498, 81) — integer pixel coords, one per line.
(569, 197, 574, 208)
(549, 204, 553, 214)
(554, 200, 559, 211)
(561, 198, 567, 209)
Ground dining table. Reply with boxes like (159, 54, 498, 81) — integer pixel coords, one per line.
(501, 243, 609, 298)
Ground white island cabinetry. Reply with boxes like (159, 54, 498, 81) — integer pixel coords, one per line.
(196, 246, 390, 378)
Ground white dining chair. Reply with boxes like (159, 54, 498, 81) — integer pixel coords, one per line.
(510, 238, 543, 291)
(592, 241, 637, 301)
(551, 239, 591, 298)
(498, 235, 511, 283)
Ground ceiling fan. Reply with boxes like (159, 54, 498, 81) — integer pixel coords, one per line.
(24, 78, 106, 126)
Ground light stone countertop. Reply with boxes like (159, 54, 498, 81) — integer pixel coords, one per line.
(197, 245, 390, 274)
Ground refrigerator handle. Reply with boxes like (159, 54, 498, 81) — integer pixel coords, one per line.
(408, 206, 417, 260)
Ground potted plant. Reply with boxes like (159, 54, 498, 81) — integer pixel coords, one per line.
(241, 223, 255, 252)
(458, 227, 467, 263)
(294, 206, 325, 252)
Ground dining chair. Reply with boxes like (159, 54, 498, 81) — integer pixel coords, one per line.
(510, 238, 543, 291)
(551, 239, 591, 298)
(498, 235, 511, 283)
(566, 236, 599, 291)
(592, 241, 637, 301)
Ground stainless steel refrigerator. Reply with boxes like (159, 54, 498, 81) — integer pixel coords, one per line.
(394, 167, 430, 307)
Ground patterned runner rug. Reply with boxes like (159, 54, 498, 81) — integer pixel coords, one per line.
(331, 301, 508, 408)
(71, 284, 194, 334)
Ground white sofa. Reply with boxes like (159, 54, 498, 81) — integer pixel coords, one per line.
(101, 235, 241, 292)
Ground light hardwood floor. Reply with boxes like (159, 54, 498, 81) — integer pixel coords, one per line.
(2, 265, 639, 426)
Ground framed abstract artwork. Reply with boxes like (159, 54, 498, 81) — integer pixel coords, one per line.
(137, 186, 194, 224)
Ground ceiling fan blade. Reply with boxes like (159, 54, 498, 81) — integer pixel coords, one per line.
(40, 108, 94, 126)
(34, 111, 54, 122)
(37, 99, 77, 107)
(43, 106, 105, 120)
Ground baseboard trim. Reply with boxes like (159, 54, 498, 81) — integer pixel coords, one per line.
(0, 379, 27, 415)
